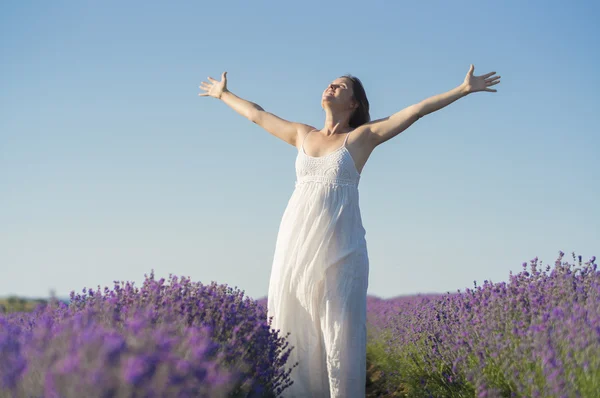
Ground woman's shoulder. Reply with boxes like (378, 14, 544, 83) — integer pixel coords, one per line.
(295, 125, 319, 150)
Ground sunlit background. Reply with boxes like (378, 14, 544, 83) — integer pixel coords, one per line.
(1, 0, 598, 301)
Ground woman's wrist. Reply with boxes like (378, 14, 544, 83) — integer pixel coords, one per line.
(218, 89, 230, 100)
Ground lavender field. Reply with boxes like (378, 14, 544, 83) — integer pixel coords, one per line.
(1, 251, 598, 397)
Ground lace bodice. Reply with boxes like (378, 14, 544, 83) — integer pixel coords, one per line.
(295, 131, 361, 187)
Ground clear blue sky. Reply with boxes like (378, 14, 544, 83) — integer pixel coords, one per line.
(1, 0, 598, 301)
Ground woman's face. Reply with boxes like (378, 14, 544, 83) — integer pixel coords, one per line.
(322, 77, 355, 110)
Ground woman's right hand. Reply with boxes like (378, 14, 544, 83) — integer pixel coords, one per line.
(198, 72, 228, 99)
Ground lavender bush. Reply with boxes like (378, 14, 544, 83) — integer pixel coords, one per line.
(0, 271, 296, 397)
(365, 251, 599, 397)
(2, 251, 597, 397)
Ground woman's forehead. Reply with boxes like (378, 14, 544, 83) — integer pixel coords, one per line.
(331, 77, 351, 85)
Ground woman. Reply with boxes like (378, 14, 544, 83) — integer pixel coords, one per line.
(199, 65, 500, 397)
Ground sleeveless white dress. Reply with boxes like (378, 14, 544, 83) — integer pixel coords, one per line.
(267, 129, 370, 398)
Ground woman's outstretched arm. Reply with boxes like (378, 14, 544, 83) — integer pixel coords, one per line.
(365, 64, 501, 147)
(199, 72, 309, 147)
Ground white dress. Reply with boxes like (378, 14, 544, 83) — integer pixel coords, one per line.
(267, 129, 370, 398)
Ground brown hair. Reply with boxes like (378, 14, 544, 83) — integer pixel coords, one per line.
(341, 74, 371, 128)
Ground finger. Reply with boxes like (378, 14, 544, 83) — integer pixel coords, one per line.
(198, 93, 210, 96)
(221, 71, 227, 80)
(487, 80, 500, 87)
(481, 71, 496, 79)
(200, 82, 211, 88)
(486, 76, 501, 83)
(207, 76, 218, 82)
(469, 64, 474, 75)
(484, 88, 497, 92)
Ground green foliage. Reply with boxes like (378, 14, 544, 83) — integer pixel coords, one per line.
(366, 328, 476, 398)
(0, 296, 48, 314)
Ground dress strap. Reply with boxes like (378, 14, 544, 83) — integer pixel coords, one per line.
(343, 130, 352, 147)
(301, 129, 316, 151)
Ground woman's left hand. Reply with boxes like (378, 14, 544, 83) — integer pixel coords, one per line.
(462, 64, 501, 94)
